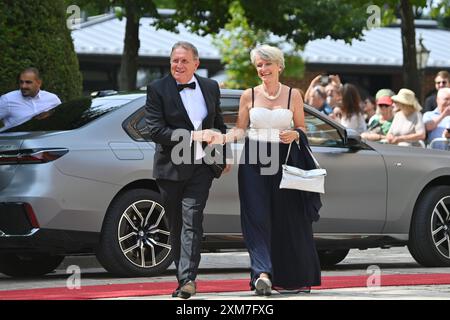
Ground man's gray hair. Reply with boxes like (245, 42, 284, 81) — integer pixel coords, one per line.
(171, 41, 199, 60)
(437, 87, 450, 98)
(250, 45, 285, 71)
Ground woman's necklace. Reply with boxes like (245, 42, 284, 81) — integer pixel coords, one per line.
(262, 83, 282, 100)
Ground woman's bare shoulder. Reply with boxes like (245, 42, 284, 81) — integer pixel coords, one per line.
(240, 88, 254, 102)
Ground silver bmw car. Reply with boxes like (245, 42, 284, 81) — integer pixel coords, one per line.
(1, 90, 450, 277)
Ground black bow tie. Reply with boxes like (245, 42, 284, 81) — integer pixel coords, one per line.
(177, 82, 196, 92)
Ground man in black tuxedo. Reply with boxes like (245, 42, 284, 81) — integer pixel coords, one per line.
(145, 41, 228, 299)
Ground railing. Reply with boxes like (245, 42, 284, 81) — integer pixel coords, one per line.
(378, 139, 426, 148)
(427, 138, 450, 150)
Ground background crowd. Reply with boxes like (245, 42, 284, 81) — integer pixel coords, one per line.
(304, 70, 450, 149)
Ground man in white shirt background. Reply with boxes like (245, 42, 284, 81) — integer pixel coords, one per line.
(429, 88, 450, 149)
(0, 68, 61, 129)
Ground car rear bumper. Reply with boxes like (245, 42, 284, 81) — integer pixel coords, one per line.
(0, 228, 100, 255)
(0, 202, 37, 235)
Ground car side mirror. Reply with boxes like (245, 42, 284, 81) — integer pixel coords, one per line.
(345, 128, 362, 147)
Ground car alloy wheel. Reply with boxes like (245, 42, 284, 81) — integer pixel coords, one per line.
(430, 196, 450, 259)
(117, 199, 171, 268)
(409, 186, 450, 267)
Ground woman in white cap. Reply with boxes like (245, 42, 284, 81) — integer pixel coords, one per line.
(385, 88, 426, 147)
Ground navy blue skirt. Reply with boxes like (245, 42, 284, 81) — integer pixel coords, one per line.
(238, 140, 321, 290)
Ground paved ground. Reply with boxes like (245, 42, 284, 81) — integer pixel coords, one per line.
(114, 285, 450, 300)
(1, 246, 450, 300)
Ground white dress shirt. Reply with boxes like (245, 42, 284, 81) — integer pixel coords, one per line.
(178, 76, 208, 160)
(0, 90, 61, 128)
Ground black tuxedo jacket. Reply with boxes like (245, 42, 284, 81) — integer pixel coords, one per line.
(144, 74, 227, 181)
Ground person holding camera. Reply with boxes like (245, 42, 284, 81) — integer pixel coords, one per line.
(309, 85, 333, 115)
(305, 75, 341, 115)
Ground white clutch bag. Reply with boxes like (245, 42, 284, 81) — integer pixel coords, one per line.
(279, 142, 327, 194)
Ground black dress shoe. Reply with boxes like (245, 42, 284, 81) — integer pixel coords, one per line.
(171, 287, 181, 298)
(172, 289, 192, 299)
(172, 280, 196, 299)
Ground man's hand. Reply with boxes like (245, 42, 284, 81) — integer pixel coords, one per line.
(209, 132, 225, 145)
(192, 129, 223, 144)
(442, 106, 450, 117)
(222, 164, 232, 174)
(329, 74, 342, 87)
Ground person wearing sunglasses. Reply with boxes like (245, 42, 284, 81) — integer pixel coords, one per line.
(423, 71, 449, 113)
(361, 95, 395, 141)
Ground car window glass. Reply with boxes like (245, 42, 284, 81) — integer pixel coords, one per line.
(220, 97, 240, 128)
(1, 97, 130, 132)
(305, 112, 344, 147)
(124, 107, 148, 141)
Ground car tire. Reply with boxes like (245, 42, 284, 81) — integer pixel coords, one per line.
(408, 186, 450, 267)
(97, 188, 173, 277)
(0, 253, 64, 277)
(317, 249, 349, 267)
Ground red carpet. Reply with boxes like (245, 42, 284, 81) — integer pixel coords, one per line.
(1, 273, 450, 300)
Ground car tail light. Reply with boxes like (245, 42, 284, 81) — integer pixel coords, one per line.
(0, 148, 68, 165)
(23, 203, 40, 228)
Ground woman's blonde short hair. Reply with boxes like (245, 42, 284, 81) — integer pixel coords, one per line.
(250, 45, 285, 72)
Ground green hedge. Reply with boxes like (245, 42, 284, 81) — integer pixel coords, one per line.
(0, 0, 82, 102)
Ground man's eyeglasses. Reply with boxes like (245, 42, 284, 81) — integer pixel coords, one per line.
(377, 104, 392, 108)
(435, 81, 448, 85)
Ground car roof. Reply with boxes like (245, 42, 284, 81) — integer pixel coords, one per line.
(93, 93, 146, 102)
(92, 88, 244, 101)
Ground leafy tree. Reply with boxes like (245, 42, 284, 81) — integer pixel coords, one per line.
(429, 0, 450, 30)
(213, 1, 304, 89)
(156, 0, 370, 46)
(157, 0, 446, 98)
(399, 0, 426, 99)
(73, 0, 161, 91)
(73, 0, 450, 93)
(72, 0, 175, 91)
(370, 0, 428, 99)
(0, 0, 82, 101)
(212, 2, 268, 89)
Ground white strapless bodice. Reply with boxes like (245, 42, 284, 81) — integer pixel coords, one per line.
(248, 107, 293, 142)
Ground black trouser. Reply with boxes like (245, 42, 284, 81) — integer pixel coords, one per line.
(156, 164, 214, 286)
